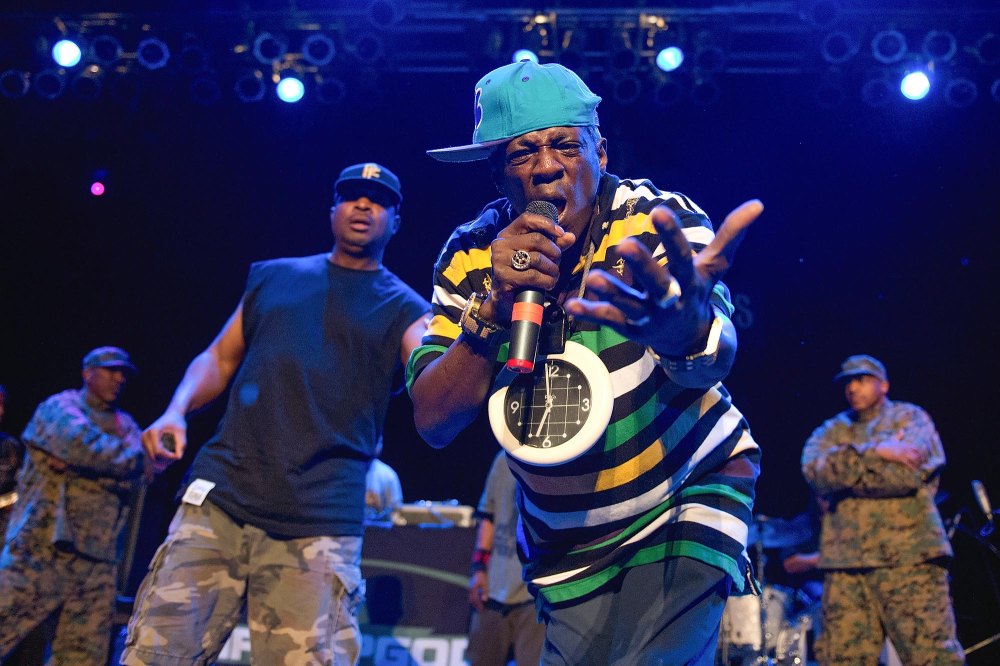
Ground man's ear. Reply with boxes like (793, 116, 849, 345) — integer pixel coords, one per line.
(489, 164, 507, 198)
(392, 213, 402, 234)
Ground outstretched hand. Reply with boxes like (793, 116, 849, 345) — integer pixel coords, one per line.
(141, 409, 187, 474)
(565, 199, 763, 357)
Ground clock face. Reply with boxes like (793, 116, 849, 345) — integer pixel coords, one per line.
(504, 359, 593, 449)
(488, 341, 614, 466)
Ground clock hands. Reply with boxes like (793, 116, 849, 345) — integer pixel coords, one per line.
(536, 364, 555, 437)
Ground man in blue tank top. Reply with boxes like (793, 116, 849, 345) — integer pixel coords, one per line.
(121, 163, 429, 666)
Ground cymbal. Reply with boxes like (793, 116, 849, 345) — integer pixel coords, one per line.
(747, 513, 815, 549)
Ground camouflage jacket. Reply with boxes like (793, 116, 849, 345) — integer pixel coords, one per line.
(801, 400, 952, 569)
(6, 389, 144, 562)
(0, 431, 23, 496)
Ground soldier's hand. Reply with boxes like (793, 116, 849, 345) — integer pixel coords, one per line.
(874, 441, 925, 470)
(783, 551, 820, 574)
(46, 454, 68, 473)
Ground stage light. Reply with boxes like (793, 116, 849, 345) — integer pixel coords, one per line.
(974, 33, 999, 66)
(651, 74, 685, 108)
(190, 75, 221, 106)
(348, 31, 385, 64)
(610, 73, 642, 105)
(512, 49, 538, 64)
(234, 69, 266, 103)
(805, 0, 840, 29)
(90, 181, 105, 197)
(693, 44, 726, 73)
(178, 44, 209, 73)
(89, 35, 123, 67)
(820, 31, 859, 64)
(70, 65, 103, 101)
(315, 76, 346, 105)
(900, 70, 930, 101)
(276, 75, 304, 103)
(943, 78, 977, 108)
(52, 39, 83, 68)
(302, 34, 336, 67)
(33, 69, 66, 100)
(922, 30, 956, 62)
(871, 30, 907, 64)
(367, 0, 402, 28)
(690, 78, 720, 106)
(861, 76, 893, 108)
(253, 32, 287, 65)
(609, 29, 638, 72)
(513, 16, 551, 66)
(137, 38, 170, 70)
(656, 47, 684, 72)
(557, 26, 587, 72)
(0, 69, 30, 99)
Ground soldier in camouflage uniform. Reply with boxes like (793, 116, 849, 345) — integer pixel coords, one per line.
(0, 347, 147, 665)
(801, 355, 965, 666)
(0, 384, 26, 538)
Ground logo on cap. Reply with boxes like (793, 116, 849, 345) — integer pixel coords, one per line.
(360, 163, 382, 180)
(474, 87, 484, 131)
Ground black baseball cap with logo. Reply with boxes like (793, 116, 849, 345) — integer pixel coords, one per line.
(333, 162, 402, 207)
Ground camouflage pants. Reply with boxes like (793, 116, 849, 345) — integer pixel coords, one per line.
(0, 539, 116, 665)
(120, 499, 365, 666)
(818, 562, 965, 666)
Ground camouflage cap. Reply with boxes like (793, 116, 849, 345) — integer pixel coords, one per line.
(82, 346, 137, 374)
(833, 354, 887, 382)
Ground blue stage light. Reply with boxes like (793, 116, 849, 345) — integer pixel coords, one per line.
(52, 39, 83, 68)
(276, 76, 304, 103)
(656, 47, 684, 72)
(512, 49, 539, 64)
(900, 70, 930, 100)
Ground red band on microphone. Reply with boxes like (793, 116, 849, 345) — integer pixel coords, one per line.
(511, 301, 544, 325)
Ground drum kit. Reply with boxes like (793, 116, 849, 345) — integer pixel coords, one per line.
(717, 514, 820, 666)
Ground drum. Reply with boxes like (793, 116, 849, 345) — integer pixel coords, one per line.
(718, 585, 792, 657)
(775, 611, 810, 664)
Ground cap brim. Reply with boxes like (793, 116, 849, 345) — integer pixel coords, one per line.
(335, 178, 401, 205)
(426, 136, 510, 163)
(93, 362, 138, 374)
(833, 370, 878, 382)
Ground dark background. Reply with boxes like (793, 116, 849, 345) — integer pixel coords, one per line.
(2, 0, 999, 659)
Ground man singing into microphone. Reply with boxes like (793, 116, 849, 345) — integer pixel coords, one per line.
(801, 355, 965, 665)
(409, 60, 764, 663)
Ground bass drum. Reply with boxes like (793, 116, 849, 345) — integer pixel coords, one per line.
(717, 585, 791, 663)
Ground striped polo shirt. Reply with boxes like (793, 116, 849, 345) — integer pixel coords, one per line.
(407, 173, 759, 607)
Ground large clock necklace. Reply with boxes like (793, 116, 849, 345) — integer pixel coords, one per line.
(488, 236, 615, 466)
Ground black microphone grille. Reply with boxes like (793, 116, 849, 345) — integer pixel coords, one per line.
(525, 200, 558, 221)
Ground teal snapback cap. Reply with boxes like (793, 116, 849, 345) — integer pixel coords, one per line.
(428, 60, 601, 163)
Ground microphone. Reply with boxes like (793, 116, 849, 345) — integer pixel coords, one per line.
(506, 200, 557, 374)
(946, 509, 962, 540)
(972, 480, 995, 537)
